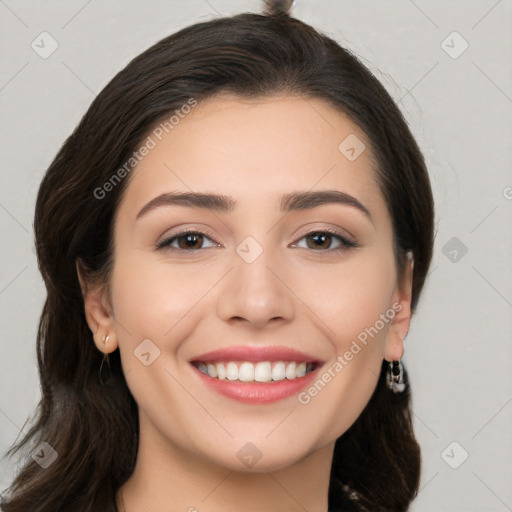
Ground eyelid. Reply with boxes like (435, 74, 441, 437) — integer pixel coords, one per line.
(156, 226, 221, 249)
(290, 227, 357, 250)
(293, 224, 356, 244)
(156, 225, 358, 252)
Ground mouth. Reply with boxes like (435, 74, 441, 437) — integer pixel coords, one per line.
(189, 345, 324, 404)
(191, 360, 318, 382)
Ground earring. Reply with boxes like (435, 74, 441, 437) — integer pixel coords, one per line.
(387, 360, 405, 393)
(99, 335, 111, 386)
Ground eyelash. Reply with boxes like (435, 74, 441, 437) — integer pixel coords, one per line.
(156, 228, 358, 253)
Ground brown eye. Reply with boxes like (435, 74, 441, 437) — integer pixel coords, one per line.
(295, 230, 357, 251)
(306, 232, 332, 250)
(176, 233, 204, 250)
(157, 231, 218, 251)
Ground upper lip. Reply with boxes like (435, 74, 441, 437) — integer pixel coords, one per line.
(190, 345, 323, 364)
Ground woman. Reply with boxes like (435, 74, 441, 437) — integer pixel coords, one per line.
(1, 2, 434, 511)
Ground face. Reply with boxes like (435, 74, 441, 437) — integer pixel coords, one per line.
(87, 94, 412, 472)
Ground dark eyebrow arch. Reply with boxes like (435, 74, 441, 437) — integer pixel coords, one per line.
(135, 189, 372, 222)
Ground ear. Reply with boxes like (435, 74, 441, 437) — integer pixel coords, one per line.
(384, 252, 414, 362)
(76, 259, 118, 354)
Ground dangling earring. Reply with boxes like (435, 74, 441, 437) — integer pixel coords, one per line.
(387, 360, 405, 393)
(99, 334, 111, 385)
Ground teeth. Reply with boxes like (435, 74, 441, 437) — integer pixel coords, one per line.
(197, 361, 315, 382)
(254, 362, 272, 382)
(239, 362, 254, 382)
(216, 363, 226, 380)
(272, 361, 286, 381)
(296, 362, 307, 377)
(206, 363, 217, 378)
(285, 362, 296, 379)
(226, 362, 238, 381)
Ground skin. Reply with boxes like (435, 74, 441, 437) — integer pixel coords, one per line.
(79, 94, 413, 512)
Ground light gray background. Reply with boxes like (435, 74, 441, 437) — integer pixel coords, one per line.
(1, 1, 511, 510)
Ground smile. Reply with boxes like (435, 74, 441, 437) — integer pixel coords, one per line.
(189, 345, 324, 403)
(193, 360, 317, 382)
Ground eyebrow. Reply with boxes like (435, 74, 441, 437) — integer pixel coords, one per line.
(135, 189, 372, 221)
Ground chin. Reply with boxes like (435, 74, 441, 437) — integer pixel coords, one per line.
(212, 437, 321, 473)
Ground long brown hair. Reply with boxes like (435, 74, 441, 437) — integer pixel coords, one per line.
(1, 10, 434, 512)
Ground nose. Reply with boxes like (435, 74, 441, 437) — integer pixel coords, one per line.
(216, 244, 295, 330)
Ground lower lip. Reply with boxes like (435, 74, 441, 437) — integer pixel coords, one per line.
(191, 364, 320, 404)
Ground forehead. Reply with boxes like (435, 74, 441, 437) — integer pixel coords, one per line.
(116, 94, 386, 221)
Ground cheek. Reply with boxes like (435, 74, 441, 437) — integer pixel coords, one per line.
(295, 250, 396, 439)
(304, 249, 396, 350)
(109, 253, 214, 411)
(294, 254, 396, 443)
(110, 251, 210, 339)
